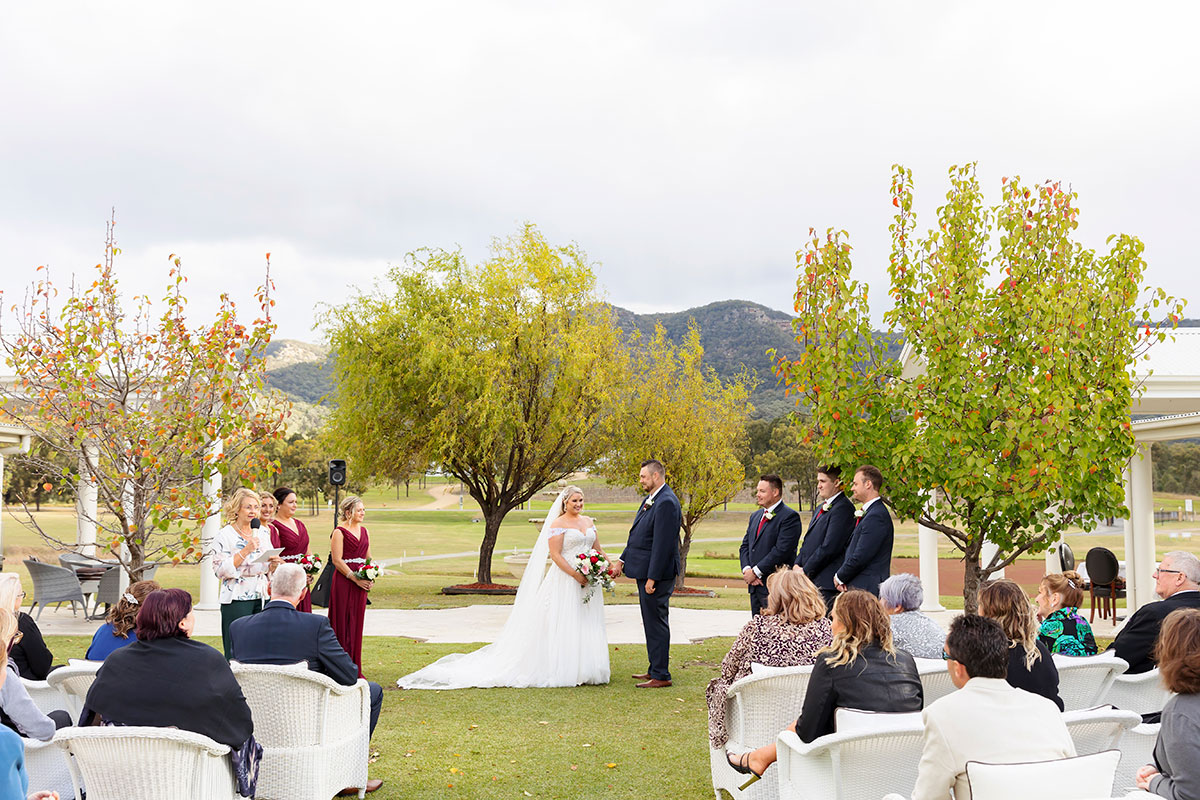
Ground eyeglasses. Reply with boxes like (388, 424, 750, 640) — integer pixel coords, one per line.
(941, 648, 953, 661)
(1154, 568, 1182, 578)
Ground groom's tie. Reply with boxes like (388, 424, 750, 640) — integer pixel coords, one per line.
(753, 513, 767, 541)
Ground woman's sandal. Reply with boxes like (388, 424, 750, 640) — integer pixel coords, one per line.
(726, 752, 764, 789)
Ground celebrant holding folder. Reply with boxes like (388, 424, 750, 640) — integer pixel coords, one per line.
(212, 487, 283, 658)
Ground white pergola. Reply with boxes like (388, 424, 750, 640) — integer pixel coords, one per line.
(908, 330, 1200, 613)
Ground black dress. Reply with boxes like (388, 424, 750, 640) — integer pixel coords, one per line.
(795, 643, 924, 742)
(11, 612, 53, 681)
(1005, 640, 1063, 711)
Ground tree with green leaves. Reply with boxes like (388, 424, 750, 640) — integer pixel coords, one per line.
(606, 322, 754, 590)
(745, 414, 820, 508)
(322, 224, 626, 585)
(772, 164, 1185, 611)
(0, 223, 288, 578)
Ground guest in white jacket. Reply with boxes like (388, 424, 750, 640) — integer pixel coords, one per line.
(898, 614, 1075, 800)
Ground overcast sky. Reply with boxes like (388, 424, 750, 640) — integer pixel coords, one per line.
(2, 2, 1197, 342)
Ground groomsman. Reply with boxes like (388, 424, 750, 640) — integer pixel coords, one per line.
(793, 465, 855, 611)
(833, 465, 894, 597)
(614, 459, 681, 688)
(739, 474, 801, 615)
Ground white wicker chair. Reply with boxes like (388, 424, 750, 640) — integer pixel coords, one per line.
(1062, 707, 1141, 755)
(45, 661, 102, 723)
(21, 676, 73, 722)
(913, 657, 957, 705)
(54, 725, 238, 800)
(23, 736, 75, 800)
(1103, 668, 1173, 715)
(231, 662, 371, 800)
(776, 713, 926, 800)
(1052, 654, 1129, 711)
(1113, 722, 1159, 796)
(964, 749, 1121, 800)
(710, 664, 814, 800)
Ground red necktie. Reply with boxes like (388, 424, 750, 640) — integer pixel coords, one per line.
(754, 514, 767, 540)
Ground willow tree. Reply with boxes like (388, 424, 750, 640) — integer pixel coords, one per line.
(322, 224, 626, 585)
(606, 322, 754, 590)
(772, 164, 1185, 611)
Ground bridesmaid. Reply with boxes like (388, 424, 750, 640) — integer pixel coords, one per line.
(270, 486, 314, 613)
(258, 491, 277, 527)
(329, 495, 373, 677)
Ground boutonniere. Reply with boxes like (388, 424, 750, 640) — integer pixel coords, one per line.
(854, 508, 864, 518)
(763, 510, 776, 521)
(644, 497, 654, 508)
(821, 498, 834, 512)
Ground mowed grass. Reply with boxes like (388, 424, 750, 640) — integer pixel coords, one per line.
(44, 634, 731, 800)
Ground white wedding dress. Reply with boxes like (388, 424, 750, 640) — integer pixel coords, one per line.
(397, 496, 610, 689)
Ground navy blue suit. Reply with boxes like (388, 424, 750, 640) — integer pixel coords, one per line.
(229, 600, 383, 736)
(834, 498, 894, 596)
(795, 493, 856, 608)
(621, 485, 681, 681)
(739, 503, 802, 615)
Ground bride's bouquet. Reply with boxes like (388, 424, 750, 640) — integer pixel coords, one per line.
(574, 549, 615, 603)
(348, 557, 381, 582)
(284, 552, 323, 576)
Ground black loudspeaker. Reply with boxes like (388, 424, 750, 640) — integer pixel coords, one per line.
(328, 459, 347, 486)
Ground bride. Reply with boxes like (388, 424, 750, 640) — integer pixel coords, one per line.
(397, 486, 613, 688)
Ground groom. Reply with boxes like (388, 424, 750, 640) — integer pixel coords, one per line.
(613, 458, 681, 689)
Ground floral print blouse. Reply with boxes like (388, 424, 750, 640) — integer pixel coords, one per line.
(211, 524, 274, 604)
(1037, 606, 1098, 656)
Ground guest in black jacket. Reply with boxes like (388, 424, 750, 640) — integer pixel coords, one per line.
(727, 589, 923, 786)
(739, 474, 802, 615)
(85, 588, 255, 755)
(1110, 551, 1200, 674)
(230, 564, 384, 796)
(793, 465, 856, 611)
(979, 579, 1063, 710)
(0, 574, 53, 681)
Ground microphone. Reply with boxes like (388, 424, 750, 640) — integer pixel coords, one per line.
(250, 518, 261, 530)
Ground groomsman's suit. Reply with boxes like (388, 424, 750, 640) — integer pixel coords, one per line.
(834, 496, 894, 596)
(739, 501, 802, 615)
(794, 492, 856, 610)
(621, 484, 682, 683)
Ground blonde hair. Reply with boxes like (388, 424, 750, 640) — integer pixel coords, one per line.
(223, 487, 261, 523)
(106, 579, 162, 638)
(823, 590, 895, 667)
(1040, 571, 1084, 609)
(338, 494, 364, 522)
(0, 574, 22, 612)
(763, 569, 826, 625)
(561, 485, 584, 504)
(979, 579, 1041, 670)
(0, 608, 16, 669)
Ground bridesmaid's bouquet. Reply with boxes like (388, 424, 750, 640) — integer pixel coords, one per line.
(349, 557, 381, 582)
(284, 553, 323, 576)
(574, 549, 615, 603)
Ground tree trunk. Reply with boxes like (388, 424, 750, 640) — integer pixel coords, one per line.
(962, 556, 984, 614)
(674, 521, 694, 591)
(404, 479, 410, 498)
(476, 506, 507, 585)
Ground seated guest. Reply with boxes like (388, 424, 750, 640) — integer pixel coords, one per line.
(978, 579, 1063, 710)
(85, 589, 260, 796)
(1034, 571, 1097, 656)
(84, 579, 160, 661)
(0, 574, 53, 681)
(230, 564, 384, 796)
(728, 589, 923, 786)
(0, 617, 59, 800)
(881, 574, 945, 659)
(1135, 608, 1200, 798)
(1110, 551, 1200, 674)
(705, 570, 833, 748)
(899, 615, 1075, 800)
(0, 609, 68, 740)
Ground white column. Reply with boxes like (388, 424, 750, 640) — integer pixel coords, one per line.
(75, 441, 99, 557)
(981, 540, 1005, 580)
(918, 520, 945, 611)
(0, 453, 5, 560)
(197, 439, 222, 610)
(1126, 442, 1156, 613)
(1045, 539, 1062, 575)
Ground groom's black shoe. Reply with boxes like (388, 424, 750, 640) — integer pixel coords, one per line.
(631, 672, 651, 680)
(636, 678, 672, 688)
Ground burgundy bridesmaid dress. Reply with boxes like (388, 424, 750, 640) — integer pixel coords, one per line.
(328, 525, 369, 677)
(269, 518, 313, 613)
